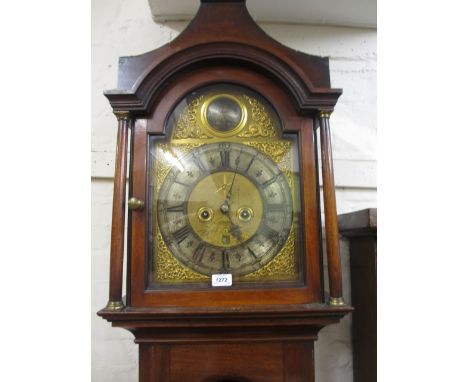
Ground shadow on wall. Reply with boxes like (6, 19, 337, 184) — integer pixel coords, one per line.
(165, 21, 188, 34)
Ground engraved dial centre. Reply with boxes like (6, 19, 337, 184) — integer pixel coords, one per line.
(187, 171, 263, 248)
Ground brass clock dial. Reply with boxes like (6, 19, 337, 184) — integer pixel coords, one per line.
(150, 83, 303, 286)
(157, 142, 293, 276)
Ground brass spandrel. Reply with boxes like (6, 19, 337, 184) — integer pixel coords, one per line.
(238, 95, 278, 138)
(171, 91, 280, 140)
(154, 229, 209, 283)
(172, 95, 211, 139)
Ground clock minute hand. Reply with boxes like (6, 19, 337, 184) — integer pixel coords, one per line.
(226, 150, 242, 203)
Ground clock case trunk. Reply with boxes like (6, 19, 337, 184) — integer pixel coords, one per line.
(98, 1, 352, 381)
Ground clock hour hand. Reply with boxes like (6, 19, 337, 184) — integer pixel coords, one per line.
(218, 201, 243, 242)
(229, 225, 243, 243)
(226, 213, 243, 243)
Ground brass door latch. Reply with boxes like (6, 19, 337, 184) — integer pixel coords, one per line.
(128, 197, 144, 211)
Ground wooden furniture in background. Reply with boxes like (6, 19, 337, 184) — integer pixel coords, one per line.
(339, 208, 377, 382)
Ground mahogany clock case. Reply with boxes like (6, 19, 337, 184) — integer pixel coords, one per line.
(97, 2, 354, 381)
(98, 5, 352, 382)
(98, 0, 349, 311)
(129, 66, 323, 308)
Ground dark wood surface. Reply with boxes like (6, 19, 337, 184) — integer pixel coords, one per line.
(104, 0, 341, 115)
(339, 208, 377, 237)
(138, 342, 314, 382)
(99, 303, 350, 382)
(107, 113, 130, 307)
(339, 209, 377, 382)
(99, 303, 351, 381)
(319, 113, 343, 301)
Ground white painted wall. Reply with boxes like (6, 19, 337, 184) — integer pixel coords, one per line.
(92, 0, 376, 381)
(148, 0, 377, 28)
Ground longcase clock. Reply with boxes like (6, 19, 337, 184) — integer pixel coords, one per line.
(98, 1, 352, 381)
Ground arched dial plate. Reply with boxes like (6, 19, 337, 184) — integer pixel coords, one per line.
(157, 142, 293, 276)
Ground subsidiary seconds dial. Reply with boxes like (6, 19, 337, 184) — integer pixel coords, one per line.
(157, 142, 293, 276)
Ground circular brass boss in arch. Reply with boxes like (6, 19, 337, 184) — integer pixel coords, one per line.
(200, 94, 248, 137)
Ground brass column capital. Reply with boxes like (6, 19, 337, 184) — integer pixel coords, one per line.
(318, 110, 333, 119)
(114, 111, 131, 121)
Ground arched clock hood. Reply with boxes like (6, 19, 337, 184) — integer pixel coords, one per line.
(104, 0, 342, 116)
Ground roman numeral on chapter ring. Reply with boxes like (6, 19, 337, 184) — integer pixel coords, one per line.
(262, 175, 278, 188)
(193, 155, 207, 173)
(174, 180, 191, 187)
(220, 150, 230, 169)
(192, 243, 206, 264)
(172, 225, 191, 244)
(222, 250, 230, 271)
(245, 155, 256, 172)
(166, 204, 185, 213)
(247, 246, 258, 261)
(267, 203, 285, 212)
(261, 226, 279, 241)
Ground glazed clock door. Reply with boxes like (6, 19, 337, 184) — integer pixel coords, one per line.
(129, 71, 322, 307)
(150, 84, 302, 286)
